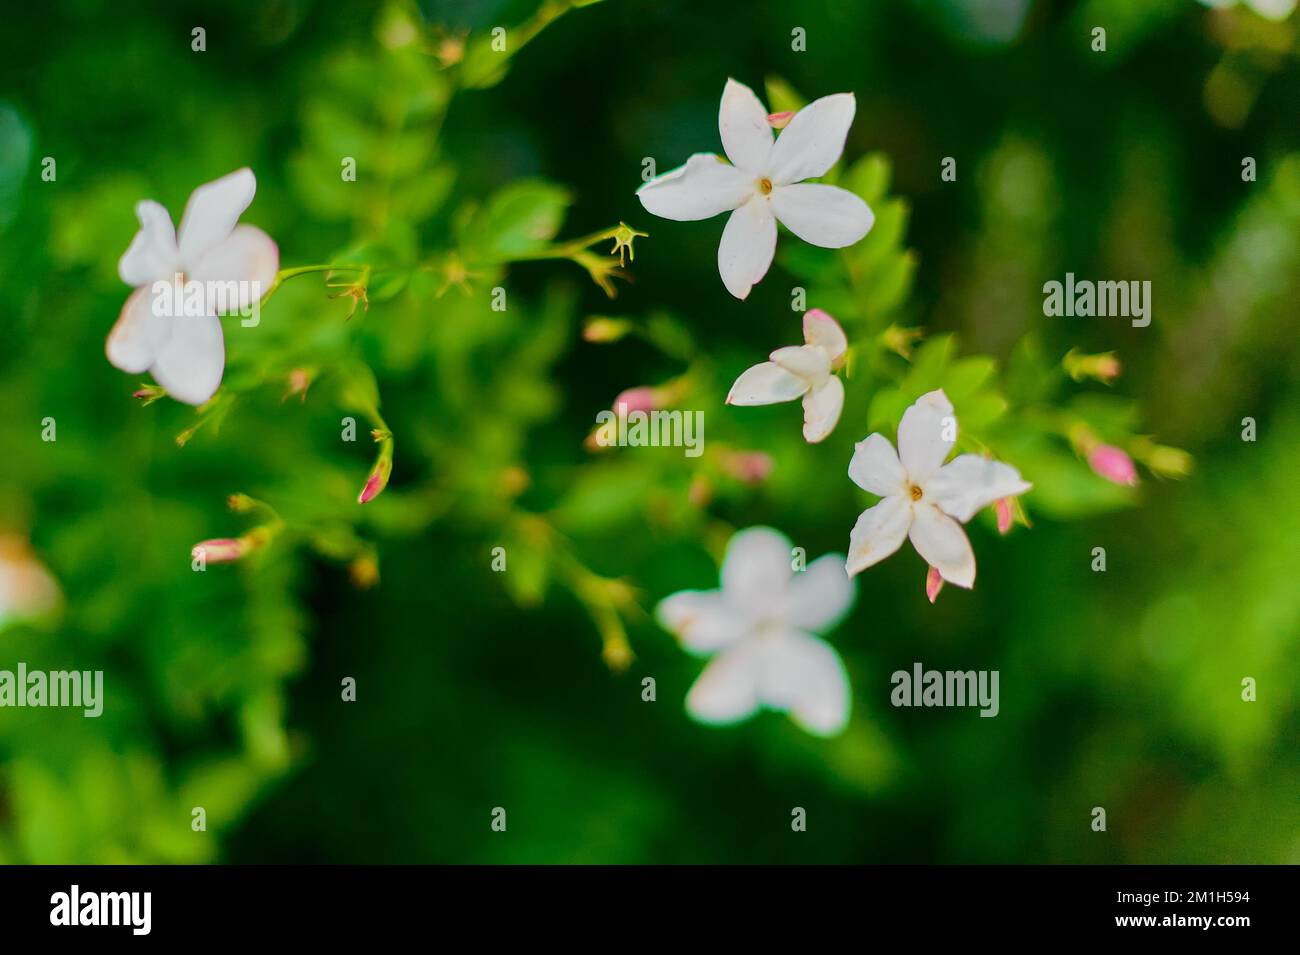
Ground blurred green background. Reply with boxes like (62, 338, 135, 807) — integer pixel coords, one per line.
(1, 0, 1298, 863)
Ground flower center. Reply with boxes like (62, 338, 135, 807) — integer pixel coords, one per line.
(909, 484, 924, 502)
(758, 177, 773, 195)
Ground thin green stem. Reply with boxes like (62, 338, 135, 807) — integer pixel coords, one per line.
(259, 264, 369, 308)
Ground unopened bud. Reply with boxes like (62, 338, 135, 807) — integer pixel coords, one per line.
(881, 324, 924, 360)
(583, 316, 633, 343)
(1130, 437, 1193, 479)
(767, 111, 795, 129)
(603, 640, 633, 672)
(284, 367, 313, 402)
(359, 457, 391, 504)
(613, 386, 658, 415)
(349, 556, 380, 589)
(191, 538, 246, 564)
(1063, 348, 1122, 384)
(133, 384, 166, 406)
(722, 450, 774, 485)
(191, 526, 274, 564)
(1088, 444, 1138, 486)
(926, 566, 944, 604)
(994, 498, 1013, 535)
(498, 466, 531, 496)
(359, 435, 394, 505)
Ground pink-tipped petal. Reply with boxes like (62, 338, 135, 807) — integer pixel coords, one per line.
(802, 308, 848, 363)
(995, 498, 1013, 535)
(926, 565, 944, 604)
(766, 111, 794, 130)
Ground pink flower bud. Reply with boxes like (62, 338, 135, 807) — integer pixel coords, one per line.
(723, 451, 774, 485)
(192, 538, 245, 563)
(132, 384, 166, 406)
(358, 457, 391, 504)
(1093, 355, 1121, 381)
(1088, 444, 1138, 486)
(995, 498, 1013, 535)
(926, 566, 944, 604)
(613, 386, 657, 415)
(284, 368, 312, 402)
(767, 111, 795, 129)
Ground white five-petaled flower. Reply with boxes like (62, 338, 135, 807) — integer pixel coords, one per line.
(655, 526, 855, 736)
(726, 308, 847, 443)
(846, 390, 1031, 587)
(636, 79, 875, 300)
(106, 168, 279, 405)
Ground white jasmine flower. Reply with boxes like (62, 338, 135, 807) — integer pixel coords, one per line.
(846, 389, 1031, 587)
(656, 526, 855, 736)
(636, 79, 874, 300)
(726, 308, 847, 442)
(106, 168, 279, 405)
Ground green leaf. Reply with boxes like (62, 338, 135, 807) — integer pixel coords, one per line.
(286, 151, 355, 221)
(404, 165, 456, 222)
(777, 241, 843, 286)
(0, 103, 33, 232)
(461, 179, 572, 262)
(851, 198, 909, 273)
(1069, 394, 1140, 437)
(867, 386, 909, 433)
(551, 461, 659, 534)
(945, 356, 997, 402)
(335, 359, 381, 414)
(903, 333, 956, 393)
(1005, 334, 1055, 404)
(860, 249, 916, 318)
(955, 391, 1008, 434)
(643, 312, 696, 361)
(499, 538, 550, 607)
(764, 75, 806, 114)
(302, 99, 377, 167)
(844, 153, 892, 207)
(1005, 435, 1135, 519)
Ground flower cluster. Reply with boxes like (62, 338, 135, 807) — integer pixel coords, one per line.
(646, 80, 1036, 736)
(99, 76, 1179, 746)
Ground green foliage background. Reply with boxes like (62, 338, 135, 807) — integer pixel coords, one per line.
(0, 0, 1297, 863)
